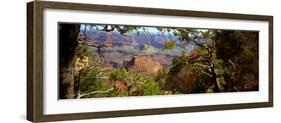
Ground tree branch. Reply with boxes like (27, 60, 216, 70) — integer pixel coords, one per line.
(193, 63, 212, 68)
(114, 26, 128, 36)
(189, 32, 209, 50)
(228, 59, 236, 70)
(201, 70, 213, 77)
(78, 87, 114, 98)
(102, 25, 115, 32)
(191, 39, 208, 50)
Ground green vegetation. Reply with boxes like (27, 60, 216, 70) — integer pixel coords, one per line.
(75, 44, 93, 58)
(77, 66, 167, 98)
(74, 48, 167, 98)
(142, 77, 166, 95)
(163, 40, 177, 50)
(78, 65, 113, 98)
(110, 68, 128, 81)
(59, 23, 259, 99)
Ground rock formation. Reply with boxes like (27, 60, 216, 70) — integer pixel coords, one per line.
(126, 55, 163, 76)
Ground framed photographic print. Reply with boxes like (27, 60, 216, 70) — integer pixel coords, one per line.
(27, 1, 273, 122)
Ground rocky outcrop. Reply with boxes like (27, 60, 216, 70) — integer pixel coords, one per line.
(126, 55, 163, 76)
(74, 56, 89, 74)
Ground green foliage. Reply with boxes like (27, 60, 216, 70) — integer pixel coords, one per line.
(193, 47, 208, 56)
(142, 77, 166, 95)
(216, 76, 226, 86)
(79, 66, 167, 97)
(156, 67, 168, 79)
(74, 25, 259, 99)
(163, 40, 177, 50)
(78, 65, 113, 98)
(179, 32, 190, 40)
(155, 68, 169, 90)
(125, 71, 166, 96)
(74, 44, 96, 67)
(75, 44, 93, 58)
(166, 56, 214, 94)
(215, 31, 259, 91)
(214, 59, 226, 75)
(110, 68, 128, 81)
(169, 52, 189, 73)
(109, 90, 128, 97)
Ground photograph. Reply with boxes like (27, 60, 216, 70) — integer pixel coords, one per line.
(59, 23, 259, 99)
(26, 1, 273, 122)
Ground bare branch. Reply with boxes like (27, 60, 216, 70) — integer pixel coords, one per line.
(100, 76, 109, 79)
(193, 63, 212, 68)
(78, 87, 114, 98)
(188, 32, 210, 50)
(201, 70, 213, 77)
(228, 59, 236, 70)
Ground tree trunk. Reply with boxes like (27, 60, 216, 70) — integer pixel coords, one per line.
(210, 63, 220, 92)
(59, 24, 80, 99)
(207, 48, 223, 92)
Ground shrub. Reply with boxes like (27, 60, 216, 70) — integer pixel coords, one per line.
(110, 68, 128, 81)
(78, 65, 113, 98)
(142, 77, 166, 96)
(75, 44, 93, 57)
(163, 40, 177, 50)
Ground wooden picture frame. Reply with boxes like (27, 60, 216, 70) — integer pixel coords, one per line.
(27, 1, 273, 122)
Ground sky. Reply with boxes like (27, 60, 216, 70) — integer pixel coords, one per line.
(80, 24, 211, 36)
(80, 24, 174, 34)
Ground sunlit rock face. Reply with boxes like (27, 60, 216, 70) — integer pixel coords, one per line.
(74, 56, 89, 74)
(126, 55, 163, 76)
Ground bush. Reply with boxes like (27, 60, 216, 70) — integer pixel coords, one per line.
(110, 68, 128, 81)
(142, 77, 166, 95)
(78, 65, 113, 98)
(79, 66, 168, 98)
(75, 44, 93, 57)
(125, 71, 166, 96)
(163, 40, 177, 50)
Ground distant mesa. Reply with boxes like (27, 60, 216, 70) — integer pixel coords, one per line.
(82, 29, 179, 49)
(126, 55, 163, 76)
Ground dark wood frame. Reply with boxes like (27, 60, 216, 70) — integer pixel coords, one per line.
(27, 1, 273, 122)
